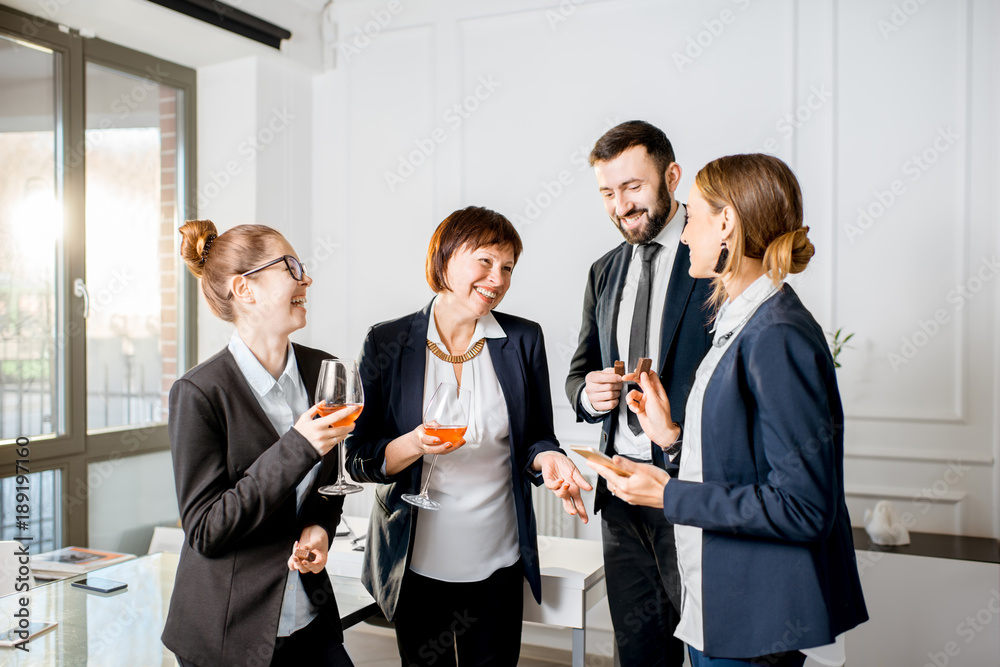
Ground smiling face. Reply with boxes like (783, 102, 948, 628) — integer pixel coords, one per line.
(438, 243, 515, 319)
(237, 238, 312, 335)
(594, 145, 680, 245)
(681, 183, 730, 279)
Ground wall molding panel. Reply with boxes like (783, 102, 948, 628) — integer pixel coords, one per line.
(311, 0, 999, 538)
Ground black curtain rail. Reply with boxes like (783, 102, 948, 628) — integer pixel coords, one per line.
(145, 0, 292, 49)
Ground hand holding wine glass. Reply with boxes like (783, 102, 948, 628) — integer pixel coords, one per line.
(402, 383, 471, 511)
(316, 359, 365, 496)
(293, 403, 358, 456)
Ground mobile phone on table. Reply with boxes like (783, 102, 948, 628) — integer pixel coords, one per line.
(71, 577, 128, 594)
(569, 446, 633, 477)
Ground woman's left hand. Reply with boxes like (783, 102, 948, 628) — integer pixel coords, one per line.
(534, 452, 593, 523)
(288, 524, 329, 574)
(585, 456, 670, 509)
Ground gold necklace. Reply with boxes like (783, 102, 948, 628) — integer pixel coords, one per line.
(426, 338, 486, 364)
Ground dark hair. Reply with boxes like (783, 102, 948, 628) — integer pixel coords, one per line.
(695, 153, 814, 308)
(589, 120, 676, 176)
(178, 220, 287, 322)
(425, 206, 523, 293)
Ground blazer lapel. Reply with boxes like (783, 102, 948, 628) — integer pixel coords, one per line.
(487, 337, 525, 457)
(401, 303, 431, 426)
(293, 343, 323, 405)
(400, 303, 431, 489)
(657, 238, 697, 370)
(293, 344, 334, 486)
(601, 244, 632, 365)
(221, 350, 279, 447)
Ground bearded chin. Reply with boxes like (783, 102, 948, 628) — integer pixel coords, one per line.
(618, 185, 673, 244)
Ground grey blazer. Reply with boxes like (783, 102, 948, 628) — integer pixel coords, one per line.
(162, 343, 344, 667)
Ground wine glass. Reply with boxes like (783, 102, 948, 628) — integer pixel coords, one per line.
(317, 359, 364, 496)
(401, 383, 471, 511)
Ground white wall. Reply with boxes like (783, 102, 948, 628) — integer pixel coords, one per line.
(304, 0, 1000, 540)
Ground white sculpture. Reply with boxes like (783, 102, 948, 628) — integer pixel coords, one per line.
(863, 500, 911, 546)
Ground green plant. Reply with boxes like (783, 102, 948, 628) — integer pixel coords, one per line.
(827, 328, 854, 369)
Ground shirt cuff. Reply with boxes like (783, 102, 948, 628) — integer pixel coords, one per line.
(580, 387, 610, 418)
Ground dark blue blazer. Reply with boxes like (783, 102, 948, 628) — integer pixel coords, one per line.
(345, 302, 562, 621)
(566, 233, 713, 510)
(662, 286, 868, 658)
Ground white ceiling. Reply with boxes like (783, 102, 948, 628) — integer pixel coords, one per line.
(2, 0, 328, 70)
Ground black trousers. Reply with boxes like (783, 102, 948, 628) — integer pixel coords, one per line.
(393, 561, 524, 667)
(602, 495, 685, 667)
(175, 617, 353, 667)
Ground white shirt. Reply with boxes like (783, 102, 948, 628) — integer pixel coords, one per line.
(228, 331, 321, 638)
(408, 297, 521, 582)
(581, 206, 684, 459)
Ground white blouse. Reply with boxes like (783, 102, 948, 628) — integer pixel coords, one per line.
(408, 297, 520, 582)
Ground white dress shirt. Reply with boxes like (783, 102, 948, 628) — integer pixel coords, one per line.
(408, 297, 520, 582)
(228, 330, 321, 637)
(582, 205, 684, 459)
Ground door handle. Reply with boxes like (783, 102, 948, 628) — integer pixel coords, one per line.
(73, 278, 90, 319)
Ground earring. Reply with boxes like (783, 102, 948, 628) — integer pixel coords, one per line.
(714, 241, 729, 274)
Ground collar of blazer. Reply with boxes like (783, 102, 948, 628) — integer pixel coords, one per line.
(605, 237, 697, 374)
(397, 301, 525, 469)
(220, 342, 329, 452)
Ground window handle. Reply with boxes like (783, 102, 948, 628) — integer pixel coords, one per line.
(74, 278, 90, 319)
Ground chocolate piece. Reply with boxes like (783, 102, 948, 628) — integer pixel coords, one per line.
(635, 357, 652, 376)
(613, 360, 625, 376)
(294, 547, 316, 562)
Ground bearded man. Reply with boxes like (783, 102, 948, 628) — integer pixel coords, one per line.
(566, 120, 714, 666)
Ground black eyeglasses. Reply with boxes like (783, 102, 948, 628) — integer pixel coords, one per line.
(241, 255, 307, 281)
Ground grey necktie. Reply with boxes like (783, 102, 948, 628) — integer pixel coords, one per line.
(627, 243, 661, 436)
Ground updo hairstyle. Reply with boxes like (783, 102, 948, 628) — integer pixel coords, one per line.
(694, 153, 815, 307)
(178, 220, 287, 322)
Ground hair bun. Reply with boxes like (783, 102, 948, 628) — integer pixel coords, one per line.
(763, 226, 814, 282)
(179, 219, 220, 279)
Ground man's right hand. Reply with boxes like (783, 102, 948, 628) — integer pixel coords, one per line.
(584, 367, 624, 412)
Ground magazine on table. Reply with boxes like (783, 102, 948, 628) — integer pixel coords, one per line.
(30, 547, 135, 575)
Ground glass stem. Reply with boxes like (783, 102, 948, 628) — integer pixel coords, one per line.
(419, 454, 439, 498)
(336, 442, 347, 485)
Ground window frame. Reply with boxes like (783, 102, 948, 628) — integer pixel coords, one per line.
(0, 4, 197, 548)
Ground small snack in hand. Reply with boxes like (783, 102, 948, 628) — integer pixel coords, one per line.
(635, 357, 652, 376)
(294, 547, 316, 562)
(613, 360, 625, 376)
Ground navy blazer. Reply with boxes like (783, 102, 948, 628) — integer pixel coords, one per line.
(566, 233, 713, 510)
(662, 286, 868, 658)
(163, 344, 344, 667)
(345, 302, 562, 621)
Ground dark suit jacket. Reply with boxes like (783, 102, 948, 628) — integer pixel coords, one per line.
(566, 233, 713, 512)
(662, 286, 868, 658)
(162, 343, 344, 667)
(345, 302, 562, 621)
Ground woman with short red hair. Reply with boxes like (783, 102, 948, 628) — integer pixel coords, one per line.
(346, 206, 591, 666)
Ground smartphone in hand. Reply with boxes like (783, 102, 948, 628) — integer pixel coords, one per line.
(569, 446, 633, 477)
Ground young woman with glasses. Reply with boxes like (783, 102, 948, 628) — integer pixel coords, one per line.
(163, 220, 357, 667)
